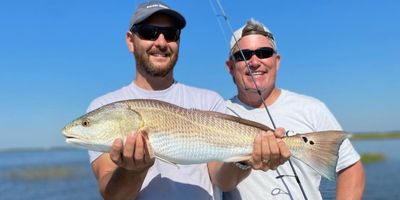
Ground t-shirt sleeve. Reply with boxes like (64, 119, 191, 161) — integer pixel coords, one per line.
(201, 90, 227, 113)
(211, 94, 227, 114)
(87, 98, 104, 112)
(336, 138, 360, 172)
(314, 102, 360, 172)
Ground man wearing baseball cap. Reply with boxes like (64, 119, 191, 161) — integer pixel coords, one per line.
(87, 1, 226, 199)
(221, 18, 365, 199)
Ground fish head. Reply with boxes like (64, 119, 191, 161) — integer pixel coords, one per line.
(62, 102, 143, 152)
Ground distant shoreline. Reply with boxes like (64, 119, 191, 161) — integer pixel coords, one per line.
(351, 132, 400, 140)
(0, 146, 75, 153)
(360, 153, 386, 164)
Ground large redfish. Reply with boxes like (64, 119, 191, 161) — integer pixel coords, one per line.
(62, 99, 347, 180)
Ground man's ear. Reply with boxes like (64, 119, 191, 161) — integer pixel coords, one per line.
(126, 32, 135, 53)
(275, 54, 281, 71)
(225, 59, 234, 76)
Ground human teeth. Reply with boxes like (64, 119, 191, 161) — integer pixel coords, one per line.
(250, 71, 264, 75)
(153, 53, 166, 57)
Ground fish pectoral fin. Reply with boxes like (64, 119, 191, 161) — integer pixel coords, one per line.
(223, 155, 252, 163)
(155, 156, 180, 169)
(138, 128, 155, 159)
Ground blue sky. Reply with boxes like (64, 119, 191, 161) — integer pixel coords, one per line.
(1, 0, 399, 149)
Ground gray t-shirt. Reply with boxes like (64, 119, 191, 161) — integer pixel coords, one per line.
(224, 89, 360, 200)
(87, 81, 226, 200)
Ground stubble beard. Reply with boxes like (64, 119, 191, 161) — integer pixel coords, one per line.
(134, 48, 178, 77)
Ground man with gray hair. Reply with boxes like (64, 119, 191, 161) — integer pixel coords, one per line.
(222, 18, 365, 199)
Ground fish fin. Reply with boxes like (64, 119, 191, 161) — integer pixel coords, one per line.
(138, 128, 180, 169)
(223, 155, 252, 163)
(290, 131, 349, 181)
(139, 128, 155, 160)
(155, 156, 180, 169)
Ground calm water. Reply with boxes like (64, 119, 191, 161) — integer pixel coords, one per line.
(321, 139, 400, 200)
(0, 148, 101, 200)
(0, 140, 399, 200)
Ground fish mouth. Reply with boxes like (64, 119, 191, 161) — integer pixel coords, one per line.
(62, 130, 85, 143)
(65, 136, 76, 141)
(64, 135, 89, 148)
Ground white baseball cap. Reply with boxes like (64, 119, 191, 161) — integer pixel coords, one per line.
(230, 18, 277, 51)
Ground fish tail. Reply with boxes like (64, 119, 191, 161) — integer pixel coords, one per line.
(288, 131, 348, 180)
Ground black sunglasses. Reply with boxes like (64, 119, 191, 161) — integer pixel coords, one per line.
(131, 24, 180, 42)
(232, 47, 276, 61)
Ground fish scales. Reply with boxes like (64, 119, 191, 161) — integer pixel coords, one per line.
(128, 100, 257, 163)
(63, 99, 348, 180)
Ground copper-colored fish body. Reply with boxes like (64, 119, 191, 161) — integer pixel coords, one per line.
(63, 99, 347, 180)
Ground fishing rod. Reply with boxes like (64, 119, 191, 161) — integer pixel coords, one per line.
(209, 0, 308, 199)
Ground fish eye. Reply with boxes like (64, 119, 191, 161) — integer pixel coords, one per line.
(81, 119, 90, 127)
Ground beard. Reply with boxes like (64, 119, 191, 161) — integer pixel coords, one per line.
(134, 45, 179, 77)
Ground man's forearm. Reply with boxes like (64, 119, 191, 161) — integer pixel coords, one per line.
(101, 167, 149, 200)
(208, 162, 251, 192)
(336, 160, 365, 200)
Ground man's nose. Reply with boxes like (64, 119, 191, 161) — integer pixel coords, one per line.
(154, 33, 168, 48)
(248, 55, 261, 69)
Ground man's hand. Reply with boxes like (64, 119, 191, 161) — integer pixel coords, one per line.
(249, 127, 290, 171)
(109, 131, 155, 172)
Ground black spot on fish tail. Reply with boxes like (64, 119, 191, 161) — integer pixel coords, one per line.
(302, 136, 315, 145)
(302, 136, 308, 143)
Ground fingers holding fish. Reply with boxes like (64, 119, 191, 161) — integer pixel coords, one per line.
(122, 133, 137, 167)
(275, 129, 290, 165)
(260, 131, 272, 169)
(110, 131, 154, 171)
(250, 131, 274, 171)
(269, 128, 289, 169)
(266, 130, 280, 170)
(251, 133, 263, 170)
(132, 133, 144, 166)
(133, 131, 154, 167)
(250, 128, 289, 171)
(110, 138, 124, 166)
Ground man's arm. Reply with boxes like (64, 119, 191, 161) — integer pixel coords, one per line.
(336, 160, 365, 200)
(208, 161, 251, 192)
(92, 132, 155, 200)
(209, 128, 290, 191)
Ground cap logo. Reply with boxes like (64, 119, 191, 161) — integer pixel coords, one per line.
(146, 4, 168, 9)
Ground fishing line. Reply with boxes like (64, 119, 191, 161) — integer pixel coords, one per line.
(210, 0, 308, 199)
(208, 0, 230, 49)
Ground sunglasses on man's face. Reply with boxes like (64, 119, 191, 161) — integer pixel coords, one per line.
(131, 24, 180, 42)
(232, 47, 276, 61)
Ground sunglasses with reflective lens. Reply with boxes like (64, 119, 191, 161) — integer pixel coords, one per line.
(232, 47, 276, 61)
(131, 24, 180, 42)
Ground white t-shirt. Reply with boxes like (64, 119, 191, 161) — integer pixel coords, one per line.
(223, 89, 360, 200)
(87, 81, 226, 200)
